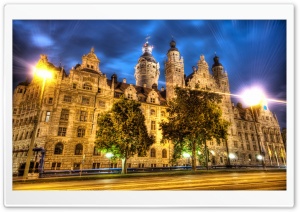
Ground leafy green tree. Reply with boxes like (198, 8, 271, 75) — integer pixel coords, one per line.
(160, 87, 230, 171)
(95, 97, 154, 174)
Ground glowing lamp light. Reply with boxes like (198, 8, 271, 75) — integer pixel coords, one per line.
(197, 151, 201, 155)
(256, 155, 263, 160)
(242, 87, 266, 107)
(105, 152, 114, 158)
(182, 152, 190, 158)
(34, 68, 52, 79)
(228, 153, 235, 159)
(210, 150, 215, 156)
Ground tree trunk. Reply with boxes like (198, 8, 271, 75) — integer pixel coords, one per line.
(191, 140, 197, 171)
(121, 158, 127, 174)
(205, 140, 209, 170)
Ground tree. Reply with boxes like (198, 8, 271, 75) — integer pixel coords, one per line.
(95, 97, 154, 174)
(160, 87, 230, 171)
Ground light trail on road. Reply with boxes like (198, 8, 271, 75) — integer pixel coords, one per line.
(13, 171, 286, 191)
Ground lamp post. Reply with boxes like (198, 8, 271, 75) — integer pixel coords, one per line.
(23, 67, 52, 179)
(242, 87, 266, 170)
(228, 153, 236, 166)
(80, 154, 85, 177)
(105, 152, 113, 171)
(182, 152, 191, 167)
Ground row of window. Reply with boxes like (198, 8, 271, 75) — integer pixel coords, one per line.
(238, 132, 257, 142)
(53, 142, 168, 158)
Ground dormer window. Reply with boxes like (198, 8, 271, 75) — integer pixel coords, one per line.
(150, 98, 155, 103)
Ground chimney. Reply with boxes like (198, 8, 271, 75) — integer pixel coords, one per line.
(123, 78, 126, 83)
(161, 86, 165, 91)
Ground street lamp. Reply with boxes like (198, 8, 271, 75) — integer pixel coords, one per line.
(23, 66, 52, 179)
(80, 154, 85, 177)
(106, 152, 114, 169)
(242, 87, 266, 170)
(182, 152, 191, 167)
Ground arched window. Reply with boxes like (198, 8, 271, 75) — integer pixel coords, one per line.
(150, 148, 156, 157)
(75, 144, 83, 155)
(77, 127, 85, 137)
(161, 111, 165, 117)
(83, 83, 92, 90)
(162, 149, 167, 158)
(150, 109, 155, 116)
(54, 142, 64, 155)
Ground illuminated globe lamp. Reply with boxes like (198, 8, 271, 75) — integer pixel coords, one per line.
(182, 152, 191, 167)
(105, 152, 114, 169)
(242, 87, 267, 170)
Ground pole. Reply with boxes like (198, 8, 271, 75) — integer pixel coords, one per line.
(250, 106, 266, 170)
(23, 77, 47, 179)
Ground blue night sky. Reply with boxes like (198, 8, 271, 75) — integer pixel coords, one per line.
(13, 20, 286, 129)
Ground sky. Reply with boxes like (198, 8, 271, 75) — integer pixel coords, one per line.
(13, 20, 286, 129)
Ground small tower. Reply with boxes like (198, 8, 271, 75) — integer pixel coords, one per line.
(81, 47, 101, 73)
(134, 40, 160, 88)
(164, 39, 185, 101)
(212, 54, 229, 92)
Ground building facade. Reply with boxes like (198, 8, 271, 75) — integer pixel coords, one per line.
(12, 40, 286, 175)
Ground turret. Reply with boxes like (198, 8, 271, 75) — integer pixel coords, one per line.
(164, 39, 185, 101)
(134, 40, 160, 88)
(81, 47, 101, 73)
(212, 54, 229, 91)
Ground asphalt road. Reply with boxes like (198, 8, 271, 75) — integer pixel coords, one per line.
(13, 171, 286, 190)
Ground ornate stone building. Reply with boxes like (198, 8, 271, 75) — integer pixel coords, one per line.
(12, 40, 286, 175)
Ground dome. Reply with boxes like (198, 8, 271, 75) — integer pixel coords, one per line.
(85, 47, 98, 60)
(212, 54, 223, 68)
(168, 39, 178, 52)
(140, 41, 157, 63)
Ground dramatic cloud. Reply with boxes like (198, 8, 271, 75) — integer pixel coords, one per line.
(13, 20, 287, 128)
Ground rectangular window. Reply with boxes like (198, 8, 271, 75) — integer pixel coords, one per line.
(253, 145, 257, 151)
(48, 97, 53, 104)
(247, 144, 251, 150)
(93, 147, 101, 156)
(245, 133, 249, 141)
(220, 157, 223, 163)
(58, 127, 67, 136)
(127, 94, 133, 99)
(92, 163, 101, 169)
(151, 164, 156, 168)
(73, 163, 81, 170)
(73, 84, 77, 89)
(51, 162, 61, 170)
(234, 141, 238, 148)
(138, 163, 144, 168)
(13, 108, 17, 115)
(45, 111, 51, 122)
(151, 121, 156, 130)
(63, 95, 72, 102)
(60, 109, 69, 121)
(82, 97, 90, 105)
(80, 111, 87, 122)
(150, 98, 155, 103)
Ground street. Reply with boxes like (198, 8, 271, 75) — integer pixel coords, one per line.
(13, 170, 286, 190)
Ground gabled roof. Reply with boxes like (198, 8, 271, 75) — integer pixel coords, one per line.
(107, 79, 167, 105)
